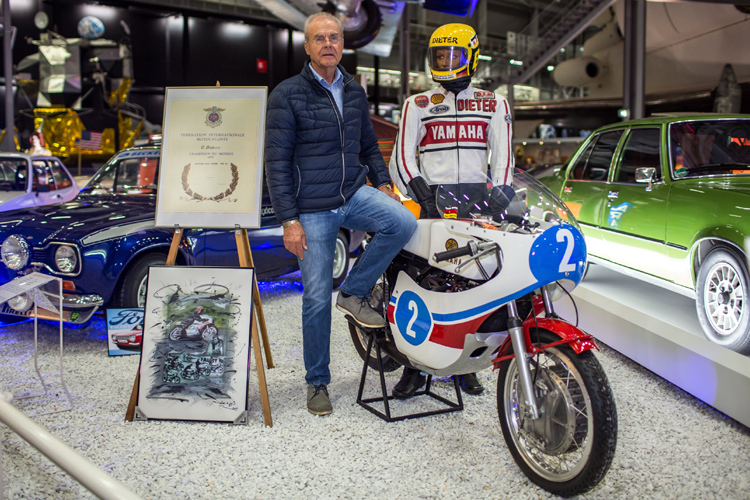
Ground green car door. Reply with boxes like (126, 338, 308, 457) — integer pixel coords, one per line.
(558, 130, 623, 260)
(597, 127, 676, 281)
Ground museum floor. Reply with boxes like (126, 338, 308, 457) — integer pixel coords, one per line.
(1, 272, 749, 500)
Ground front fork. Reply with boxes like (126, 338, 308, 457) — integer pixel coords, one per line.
(507, 299, 541, 419)
(507, 285, 559, 420)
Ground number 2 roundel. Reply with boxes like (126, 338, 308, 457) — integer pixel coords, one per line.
(394, 291, 433, 346)
(529, 225, 587, 284)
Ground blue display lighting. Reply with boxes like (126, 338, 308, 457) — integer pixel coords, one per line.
(422, 0, 480, 17)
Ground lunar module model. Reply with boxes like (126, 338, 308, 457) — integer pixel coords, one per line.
(14, 18, 146, 162)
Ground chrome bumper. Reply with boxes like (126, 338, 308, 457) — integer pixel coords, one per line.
(1, 292, 104, 324)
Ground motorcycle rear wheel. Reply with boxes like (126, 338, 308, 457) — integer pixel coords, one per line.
(497, 329, 617, 497)
(348, 323, 403, 372)
(169, 327, 185, 341)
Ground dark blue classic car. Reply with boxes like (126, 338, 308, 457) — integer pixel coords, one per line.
(0, 146, 362, 323)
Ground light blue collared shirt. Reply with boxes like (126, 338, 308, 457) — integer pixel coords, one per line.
(309, 63, 344, 117)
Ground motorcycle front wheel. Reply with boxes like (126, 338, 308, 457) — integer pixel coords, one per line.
(201, 325, 218, 341)
(497, 329, 617, 497)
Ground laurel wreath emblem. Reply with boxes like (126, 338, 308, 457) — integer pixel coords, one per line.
(181, 163, 239, 201)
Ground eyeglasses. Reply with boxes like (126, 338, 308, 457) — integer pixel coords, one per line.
(311, 33, 342, 45)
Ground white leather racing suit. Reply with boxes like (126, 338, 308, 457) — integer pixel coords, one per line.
(389, 85, 514, 196)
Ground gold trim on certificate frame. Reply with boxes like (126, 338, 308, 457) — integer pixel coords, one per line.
(155, 86, 267, 228)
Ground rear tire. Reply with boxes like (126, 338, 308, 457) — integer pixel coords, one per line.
(111, 253, 167, 308)
(169, 327, 185, 341)
(497, 329, 617, 497)
(348, 322, 402, 372)
(333, 230, 349, 289)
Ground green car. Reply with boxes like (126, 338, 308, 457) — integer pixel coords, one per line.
(540, 114, 750, 354)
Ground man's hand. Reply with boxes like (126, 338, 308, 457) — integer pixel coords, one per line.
(283, 223, 307, 260)
(378, 185, 401, 203)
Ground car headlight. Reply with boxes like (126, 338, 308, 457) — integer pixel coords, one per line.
(7, 293, 32, 312)
(1, 235, 30, 270)
(54, 245, 78, 273)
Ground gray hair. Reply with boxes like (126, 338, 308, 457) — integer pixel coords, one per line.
(303, 12, 344, 42)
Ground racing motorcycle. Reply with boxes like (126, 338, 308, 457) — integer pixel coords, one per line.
(168, 307, 218, 342)
(347, 171, 617, 497)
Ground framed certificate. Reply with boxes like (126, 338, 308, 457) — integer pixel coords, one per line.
(155, 86, 267, 228)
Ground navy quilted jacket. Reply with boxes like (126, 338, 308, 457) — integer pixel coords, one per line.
(265, 62, 391, 223)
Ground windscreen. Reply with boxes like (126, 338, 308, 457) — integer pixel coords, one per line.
(435, 170, 580, 229)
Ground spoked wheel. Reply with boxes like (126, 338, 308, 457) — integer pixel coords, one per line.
(497, 329, 617, 497)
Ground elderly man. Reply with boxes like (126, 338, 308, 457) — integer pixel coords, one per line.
(265, 12, 416, 416)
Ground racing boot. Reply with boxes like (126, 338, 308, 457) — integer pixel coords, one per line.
(392, 367, 426, 399)
(457, 373, 484, 395)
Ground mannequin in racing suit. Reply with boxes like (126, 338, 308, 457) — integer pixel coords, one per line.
(389, 23, 514, 399)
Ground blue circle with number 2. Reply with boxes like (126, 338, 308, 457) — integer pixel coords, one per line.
(529, 225, 586, 284)
(394, 291, 432, 346)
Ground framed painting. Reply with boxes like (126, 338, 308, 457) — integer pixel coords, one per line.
(136, 266, 254, 423)
(155, 86, 267, 228)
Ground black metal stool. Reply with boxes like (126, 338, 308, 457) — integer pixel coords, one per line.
(356, 331, 463, 422)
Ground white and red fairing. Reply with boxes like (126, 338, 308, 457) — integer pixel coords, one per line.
(385, 217, 587, 376)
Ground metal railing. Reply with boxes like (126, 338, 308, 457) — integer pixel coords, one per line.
(0, 392, 143, 500)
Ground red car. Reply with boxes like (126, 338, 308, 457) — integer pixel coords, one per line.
(111, 323, 143, 349)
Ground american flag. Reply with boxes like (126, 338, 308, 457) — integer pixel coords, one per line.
(77, 130, 102, 150)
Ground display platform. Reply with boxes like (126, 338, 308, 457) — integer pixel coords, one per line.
(555, 264, 750, 428)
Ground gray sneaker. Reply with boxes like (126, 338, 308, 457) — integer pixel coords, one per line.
(307, 384, 333, 415)
(336, 292, 386, 328)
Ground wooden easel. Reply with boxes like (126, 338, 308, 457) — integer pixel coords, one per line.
(125, 226, 274, 427)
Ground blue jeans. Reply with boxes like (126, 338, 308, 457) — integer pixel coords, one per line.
(297, 185, 417, 386)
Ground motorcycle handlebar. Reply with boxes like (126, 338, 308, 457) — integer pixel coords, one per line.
(434, 244, 474, 262)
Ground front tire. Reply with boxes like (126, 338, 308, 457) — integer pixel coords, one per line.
(695, 248, 750, 354)
(111, 253, 167, 308)
(497, 330, 617, 497)
(201, 325, 218, 341)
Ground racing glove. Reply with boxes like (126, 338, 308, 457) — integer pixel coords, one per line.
(408, 177, 440, 219)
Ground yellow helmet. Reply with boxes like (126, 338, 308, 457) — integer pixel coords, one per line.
(427, 23, 480, 82)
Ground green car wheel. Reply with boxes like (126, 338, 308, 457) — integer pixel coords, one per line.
(696, 248, 750, 354)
